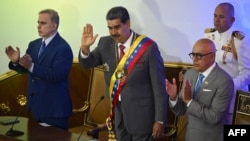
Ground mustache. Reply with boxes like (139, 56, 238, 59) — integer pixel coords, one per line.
(111, 34, 120, 38)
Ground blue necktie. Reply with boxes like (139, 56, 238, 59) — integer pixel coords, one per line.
(38, 41, 46, 57)
(193, 73, 204, 98)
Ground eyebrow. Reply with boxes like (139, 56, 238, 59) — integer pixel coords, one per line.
(107, 24, 121, 29)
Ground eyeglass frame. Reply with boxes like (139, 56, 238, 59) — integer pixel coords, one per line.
(188, 52, 214, 60)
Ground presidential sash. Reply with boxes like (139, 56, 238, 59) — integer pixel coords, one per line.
(108, 35, 153, 119)
(106, 35, 153, 140)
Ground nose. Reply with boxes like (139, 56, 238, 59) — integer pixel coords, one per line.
(37, 24, 41, 29)
(109, 29, 116, 35)
(214, 17, 220, 22)
(192, 56, 199, 61)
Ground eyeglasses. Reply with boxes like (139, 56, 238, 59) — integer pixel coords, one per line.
(188, 52, 214, 60)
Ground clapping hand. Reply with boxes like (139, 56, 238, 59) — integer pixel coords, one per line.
(5, 46, 20, 63)
(19, 54, 32, 69)
(165, 78, 178, 101)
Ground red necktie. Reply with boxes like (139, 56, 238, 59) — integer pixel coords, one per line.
(119, 44, 125, 60)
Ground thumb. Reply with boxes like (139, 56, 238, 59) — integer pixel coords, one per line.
(93, 34, 98, 41)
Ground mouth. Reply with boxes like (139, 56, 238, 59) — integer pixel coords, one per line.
(214, 23, 220, 27)
(112, 34, 120, 38)
(111, 35, 120, 41)
(193, 63, 199, 67)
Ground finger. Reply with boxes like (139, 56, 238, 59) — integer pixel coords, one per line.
(16, 47, 20, 51)
(83, 26, 87, 34)
(93, 34, 98, 40)
(152, 132, 160, 139)
(86, 24, 91, 33)
(172, 78, 176, 85)
(19, 59, 24, 66)
(152, 133, 157, 139)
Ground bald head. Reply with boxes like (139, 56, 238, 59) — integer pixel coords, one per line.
(216, 3, 235, 17)
(191, 38, 216, 72)
(194, 38, 216, 53)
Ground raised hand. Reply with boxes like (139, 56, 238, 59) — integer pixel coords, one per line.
(81, 24, 98, 55)
(5, 46, 20, 63)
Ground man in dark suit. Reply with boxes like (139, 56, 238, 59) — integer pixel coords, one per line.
(79, 6, 167, 141)
(166, 38, 234, 141)
(5, 9, 73, 130)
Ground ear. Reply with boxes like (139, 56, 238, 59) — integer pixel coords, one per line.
(52, 23, 58, 31)
(231, 17, 235, 23)
(125, 20, 130, 28)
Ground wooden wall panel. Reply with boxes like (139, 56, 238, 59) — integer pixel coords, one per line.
(0, 63, 92, 128)
(68, 63, 91, 127)
(0, 72, 29, 117)
(0, 61, 192, 131)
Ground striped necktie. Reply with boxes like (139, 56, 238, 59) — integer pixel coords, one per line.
(119, 44, 125, 60)
(38, 41, 46, 58)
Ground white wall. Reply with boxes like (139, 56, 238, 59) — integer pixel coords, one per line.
(1, 0, 250, 74)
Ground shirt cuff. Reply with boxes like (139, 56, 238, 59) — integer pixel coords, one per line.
(80, 49, 89, 58)
(186, 99, 192, 107)
(157, 121, 164, 125)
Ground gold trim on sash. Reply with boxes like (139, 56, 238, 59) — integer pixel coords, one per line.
(109, 35, 146, 96)
(106, 35, 147, 140)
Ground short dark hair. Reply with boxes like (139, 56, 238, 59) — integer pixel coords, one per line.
(106, 6, 130, 24)
(39, 9, 59, 27)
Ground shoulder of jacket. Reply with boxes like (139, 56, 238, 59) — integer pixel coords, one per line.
(232, 31, 245, 40)
(204, 28, 216, 33)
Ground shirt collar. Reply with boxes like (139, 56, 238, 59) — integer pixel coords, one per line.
(201, 62, 216, 79)
(118, 31, 134, 51)
(42, 31, 58, 46)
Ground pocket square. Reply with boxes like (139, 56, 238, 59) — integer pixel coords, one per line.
(203, 89, 212, 92)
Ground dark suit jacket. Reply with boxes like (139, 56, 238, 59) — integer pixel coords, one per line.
(9, 33, 73, 119)
(171, 64, 234, 141)
(78, 33, 168, 135)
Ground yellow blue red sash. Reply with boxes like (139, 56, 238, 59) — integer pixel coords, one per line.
(108, 35, 153, 119)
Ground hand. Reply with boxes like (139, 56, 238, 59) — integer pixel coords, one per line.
(81, 24, 98, 55)
(152, 121, 164, 139)
(5, 46, 20, 63)
(182, 80, 192, 104)
(178, 67, 187, 82)
(19, 54, 32, 69)
(165, 78, 177, 100)
(178, 71, 184, 82)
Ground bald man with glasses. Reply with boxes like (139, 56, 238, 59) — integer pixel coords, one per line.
(180, 3, 250, 124)
(188, 52, 214, 60)
(166, 38, 234, 141)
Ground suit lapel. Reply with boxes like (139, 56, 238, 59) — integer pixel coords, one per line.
(38, 34, 59, 60)
(202, 65, 219, 89)
(190, 71, 199, 97)
(195, 65, 219, 98)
